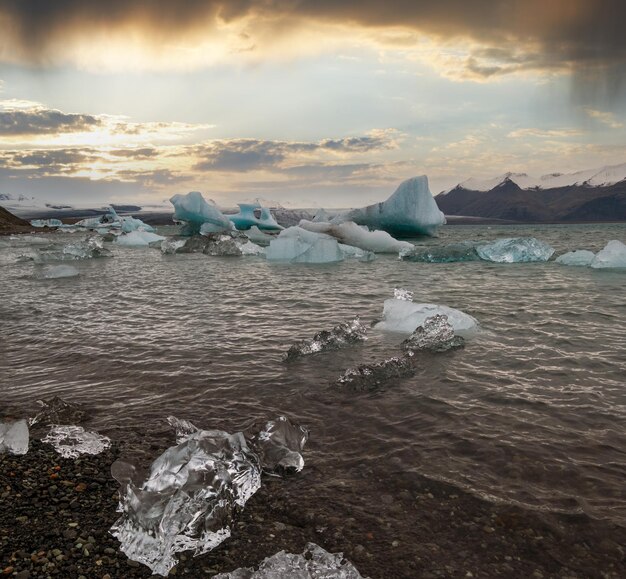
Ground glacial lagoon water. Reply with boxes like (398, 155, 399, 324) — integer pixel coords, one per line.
(1, 223, 625, 527)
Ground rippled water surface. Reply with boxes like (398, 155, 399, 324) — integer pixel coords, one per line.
(2, 223, 625, 525)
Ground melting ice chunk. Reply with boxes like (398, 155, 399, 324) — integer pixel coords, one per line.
(247, 416, 309, 473)
(590, 240, 626, 269)
(166, 416, 200, 444)
(298, 220, 414, 254)
(111, 416, 308, 576)
(29, 396, 87, 427)
(266, 227, 344, 264)
(213, 542, 366, 579)
(35, 265, 80, 279)
(375, 298, 479, 337)
(115, 230, 166, 247)
(400, 241, 482, 263)
(336, 356, 415, 392)
(402, 314, 465, 353)
(161, 237, 188, 255)
(332, 175, 445, 237)
(476, 237, 554, 263)
(393, 288, 413, 301)
(284, 317, 368, 361)
(33, 236, 111, 262)
(42, 425, 111, 458)
(555, 250, 596, 266)
(0, 419, 29, 455)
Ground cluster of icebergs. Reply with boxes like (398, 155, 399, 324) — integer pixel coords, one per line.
(555, 240, 626, 269)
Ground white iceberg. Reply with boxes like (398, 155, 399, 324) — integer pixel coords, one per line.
(299, 220, 413, 254)
(333, 176, 446, 237)
(476, 237, 554, 263)
(109, 207, 155, 233)
(266, 227, 344, 264)
(110, 416, 307, 576)
(555, 250, 596, 266)
(227, 202, 282, 231)
(0, 419, 29, 455)
(42, 425, 111, 458)
(590, 240, 626, 269)
(375, 297, 479, 337)
(36, 265, 80, 279)
(213, 543, 366, 579)
(170, 191, 232, 235)
(74, 209, 121, 230)
(115, 230, 166, 247)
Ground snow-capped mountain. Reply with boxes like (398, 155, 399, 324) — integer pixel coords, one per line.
(436, 163, 626, 222)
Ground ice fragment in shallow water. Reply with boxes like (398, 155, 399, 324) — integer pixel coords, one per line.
(160, 237, 188, 255)
(476, 237, 554, 263)
(0, 419, 29, 455)
(247, 416, 309, 473)
(402, 314, 465, 353)
(29, 396, 87, 427)
(32, 235, 111, 262)
(400, 241, 481, 263)
(213, 542, 366, 579)
(393, 288, 413, 301)
(170, 191, 232, 235)
(555, 250, 595, 266)
(590, 240, 626, 269)
(336, 356, 415, 392)
(375, 297, 479, 337)
(338, 243, 375, 261)
(333, 175, 445, 237)
(35, 265, 79, 279)
(166, 416, 200, 444)
(284, 317, 367, 361)
(298, 219, 413, 254)
(266, 227, 343, 264)
(43, 425, 111, 458)
(111, 416, 307, 576)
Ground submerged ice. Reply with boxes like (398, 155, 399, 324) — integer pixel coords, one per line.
(401, 241, 482, 263)
(476, 237, 554, 263)
(35, 264, 80, 279)
(0, 419, 29, 455)
(111, 416, 308, 576)
(42, 425, 111, 458)
(31, 236, 111, 262)
(284, 317, 368, 361)
(402, 314, 465, 353)
(336, 355, 415, 392)
(333, 176, 445, 237)
(213, 543, 366, 579)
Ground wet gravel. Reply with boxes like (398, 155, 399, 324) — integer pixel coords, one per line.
(1, 440, 625, 578)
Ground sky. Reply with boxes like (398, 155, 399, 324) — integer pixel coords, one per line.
(0, 0, 625, 208)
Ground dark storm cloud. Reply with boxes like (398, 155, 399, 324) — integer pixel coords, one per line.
(0, 107, 101, 135)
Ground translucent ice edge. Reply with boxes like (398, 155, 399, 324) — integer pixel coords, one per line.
(42, 425, 111, 459)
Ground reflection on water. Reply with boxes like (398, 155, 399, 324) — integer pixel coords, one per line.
(1, 223, 625, 525)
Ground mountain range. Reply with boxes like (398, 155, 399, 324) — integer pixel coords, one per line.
(435, 163, 626, 222)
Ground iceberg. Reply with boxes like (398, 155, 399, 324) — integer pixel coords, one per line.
(227, 202, 282, 231)
(284, 317, 367, 361)
(476, 237, 554, 263)
(401, 241, 482, 263)
(161, 237, 188, 255)
(203, 235, 249, 256)
(74, 210, 121, 230)
(42, 425, 111, 458)
(555, 250, 596, 266)
(312, 208, 333, 222)
(266, 227, 344, 264)
(239, 240, 266, 256)
(375, 297, 479, 337)
(213, 543, 365, 579)
(333, 176, 446, 237)
(170, 191, 232, 235)
(35, 264, 80, 279)
(299, 219, 413, 254)
(0, 419, 29, 455)
(30, 236, 111, 262)
(159, 234, 263, 256)
(108, 208, 155, 233)
(402, 314, 465, 353)
(29, 396, 87, 427)
(590, 240, 626, 269)
(115, 230, 166, 247)
(336, 355, 415, 392)
(339, 243, 376, 261)
(30, 218, 63, 228)
(244, 226, 277, 247)
(111, 416, 308, 576)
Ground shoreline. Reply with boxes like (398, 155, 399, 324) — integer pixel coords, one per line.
(1, 440, 624, 578)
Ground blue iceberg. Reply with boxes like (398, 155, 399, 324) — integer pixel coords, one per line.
(170, 191, 232, 235)
(266, 227, 344, 264)
(30, 218, 63, 228)
(476, 237, 554, 263)
(227, 202, 282, 231)
(333, 176, 446, 237)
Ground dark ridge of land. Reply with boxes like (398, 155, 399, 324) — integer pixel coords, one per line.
(0, 206, 38, 236)
(1, 440, 624, 579)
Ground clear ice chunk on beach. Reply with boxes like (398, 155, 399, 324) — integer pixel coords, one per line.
(42, 425, 111, 458)
(35, 264, 80, 279)
(170, 191, 232, 235)
(247, 416, 309, 473)
(476, 237, 554, 263)
(29, 396, 87, 427)
(266, 227, 344, 264)
(402, 314, 465, 353)
(213, 542, 366, 579)
(375, 297, 479, 337)
(555, 250, 596, 266)
(0, 419, 29, 455)
(590, 240, 626, 269)
(111, 416, 307, 576)
(284, 317, 368, 361)
(332, 175, 445, 237)
(298, 220, 413, 254)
